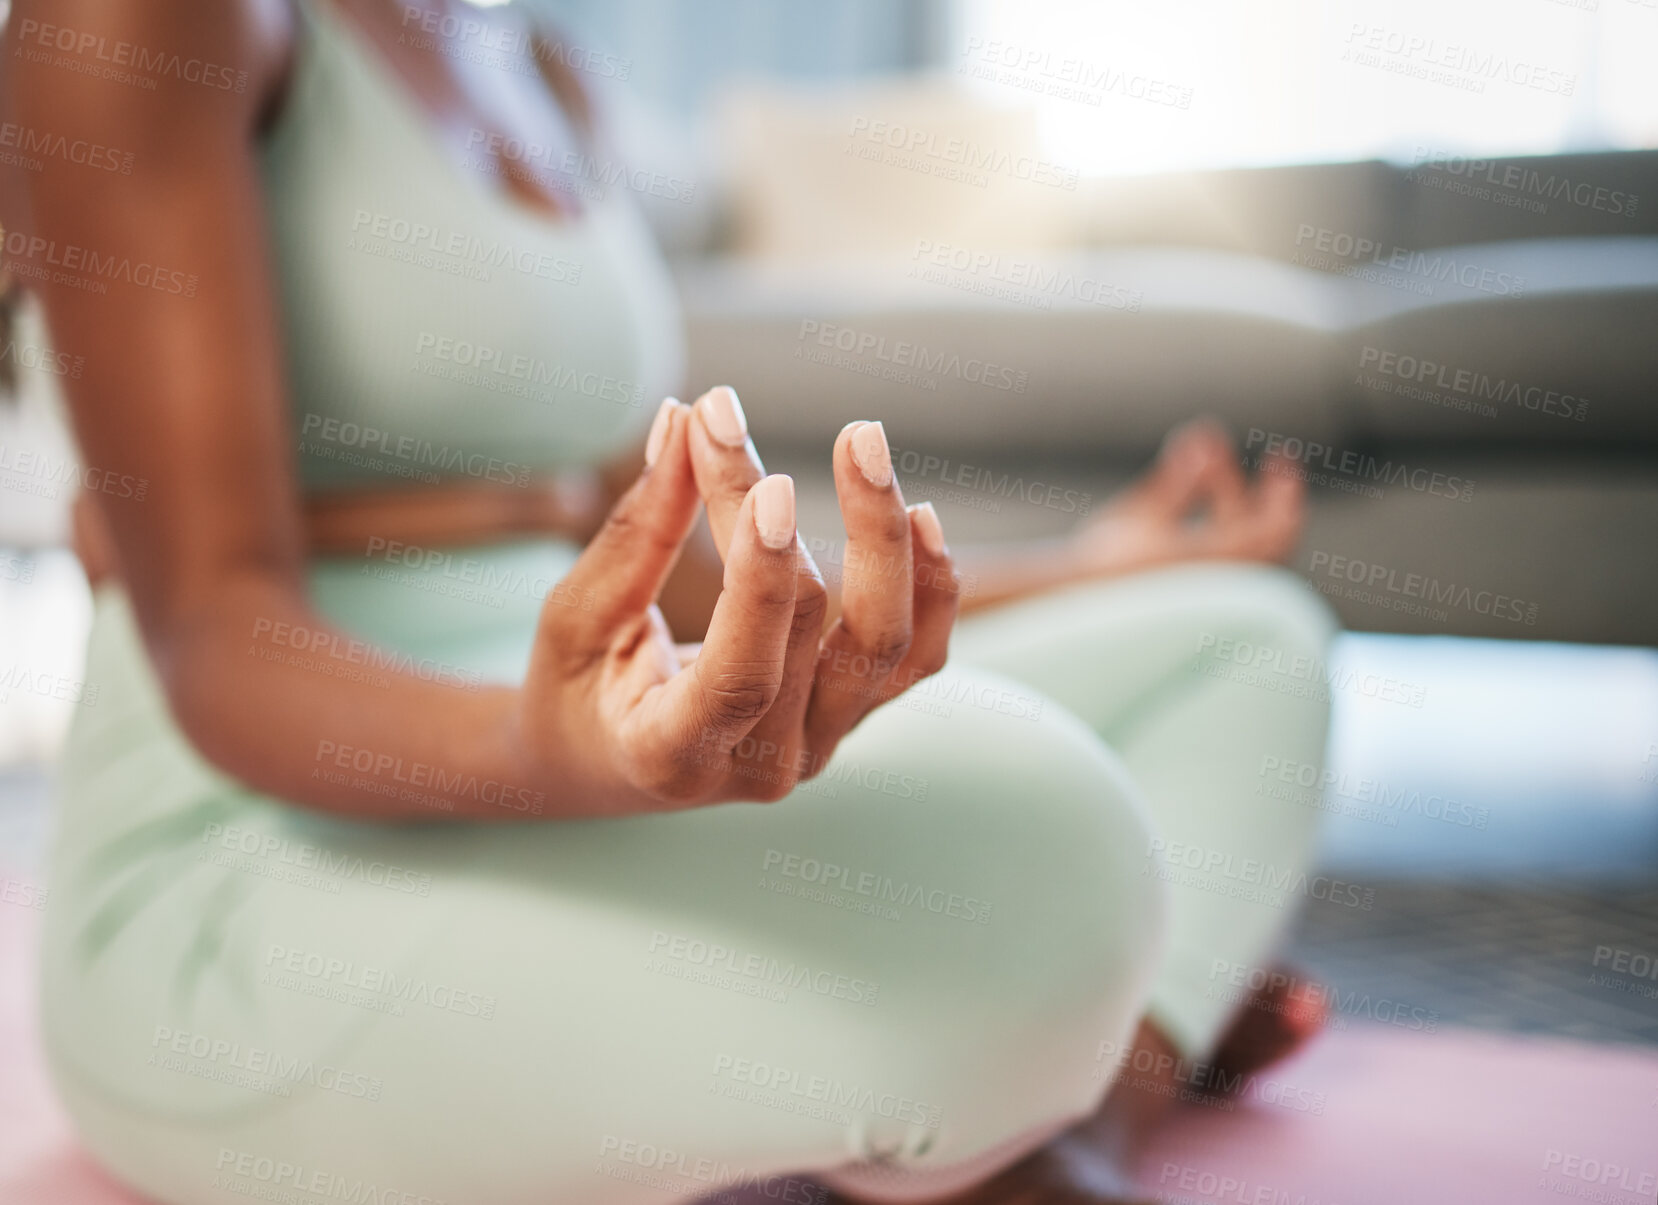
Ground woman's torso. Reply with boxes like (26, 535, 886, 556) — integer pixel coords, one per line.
(41, 0, 684, 1115)
(262, 0, 683, 494)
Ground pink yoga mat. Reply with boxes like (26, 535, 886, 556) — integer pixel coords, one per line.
(3, 906, 1654, 1205)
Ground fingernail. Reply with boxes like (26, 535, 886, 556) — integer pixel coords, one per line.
(752, 474, 795, 551)
(696, 385, 748, 448)
(849, 420, 893, 488)
(644, 398, 678, 467)
(910, 502, 946, 557)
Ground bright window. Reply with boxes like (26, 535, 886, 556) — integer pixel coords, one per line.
(950, 0, 1658, 176)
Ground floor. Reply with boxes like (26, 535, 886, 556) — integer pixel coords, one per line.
(1288, 880, 1658, 1047)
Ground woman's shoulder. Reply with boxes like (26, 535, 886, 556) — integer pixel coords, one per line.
(4, 0, 297, 131)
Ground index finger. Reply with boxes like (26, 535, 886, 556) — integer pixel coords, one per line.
(648, 474, 803, 767)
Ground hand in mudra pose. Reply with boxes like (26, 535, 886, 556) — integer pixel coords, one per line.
(1070, 419, 1307, 578)
(519, 387, 959, 814)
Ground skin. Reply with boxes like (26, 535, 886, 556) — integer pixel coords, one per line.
(2, 0, 1315, 1198)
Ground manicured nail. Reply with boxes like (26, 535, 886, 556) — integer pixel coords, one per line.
(910, 502, 946, 557)
(849, 420, 893, 488)
(644, 398, 678, 467)
(696, 385, 748, 448)
(753, 474, 796, 550)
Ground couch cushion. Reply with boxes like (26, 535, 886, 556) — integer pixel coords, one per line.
(680, 247, 1357, 457)
(1339, 237, 1658, 443)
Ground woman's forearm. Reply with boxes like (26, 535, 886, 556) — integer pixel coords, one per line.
(155, 573, 555, 822)
(954, 536, 1092, 614)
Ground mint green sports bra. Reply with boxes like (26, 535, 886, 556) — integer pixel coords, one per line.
(259, 0, 682, 491)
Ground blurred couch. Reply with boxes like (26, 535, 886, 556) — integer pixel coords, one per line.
(673, 84, 1658, 645)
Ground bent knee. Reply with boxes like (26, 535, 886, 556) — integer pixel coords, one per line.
(832, 666, 1167, 963)
(1186, 563, 1339, 658)
(824, 677, 1169, 1136)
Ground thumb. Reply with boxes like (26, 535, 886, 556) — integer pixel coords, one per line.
(555, 399, 700, 643)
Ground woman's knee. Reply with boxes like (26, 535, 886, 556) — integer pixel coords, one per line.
(818, 677, 1169, 1151)
(1186, 563, 1339, 663)
(830, 668, 1167, 963)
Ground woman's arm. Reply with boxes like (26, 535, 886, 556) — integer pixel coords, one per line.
(11, 0, 951, 821)
(10, 0, 548, 820)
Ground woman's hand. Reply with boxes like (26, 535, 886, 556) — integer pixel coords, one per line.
(949, 418, 1307, 615)
(1068, 418, 1306, 578)
(516, 388, 958, 814)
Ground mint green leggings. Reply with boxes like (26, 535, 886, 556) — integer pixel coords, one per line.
(42, 547, 1335, 1205)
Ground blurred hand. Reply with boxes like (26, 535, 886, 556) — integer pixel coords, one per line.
(1069, 419, 1306, 578)
(517, 388, 958, 814)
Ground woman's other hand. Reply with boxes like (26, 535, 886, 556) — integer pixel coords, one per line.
(517, 388, 959, 814)
(1069, 419, 1306, 577)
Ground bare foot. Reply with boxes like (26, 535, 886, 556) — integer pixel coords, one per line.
(1070, 419, 1305, 578)
(1204, 963, 1328, 1095)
